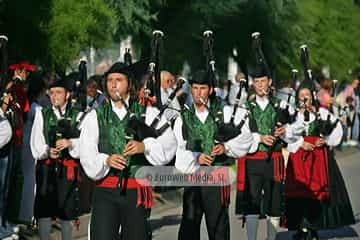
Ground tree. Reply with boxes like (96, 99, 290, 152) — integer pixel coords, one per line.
(143, 0, 360, 83)
(288, 0, 360, 81)
(0, 0, 116, 73)
(44, 0, 116, 72)
(143, 0, 298, 83)
(106, 0, 161, 39)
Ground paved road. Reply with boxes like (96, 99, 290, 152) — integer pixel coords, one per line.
(150, 147, 360, 240)
(21, 147, 360, 240)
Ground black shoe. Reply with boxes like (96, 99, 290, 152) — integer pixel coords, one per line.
(293, 230, 304, 240)
(310, 230, 319, 240)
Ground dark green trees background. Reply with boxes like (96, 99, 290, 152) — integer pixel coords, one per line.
(1, 0, 360, 82)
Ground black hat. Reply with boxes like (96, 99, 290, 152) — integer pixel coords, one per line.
(189, 70, 213, 86)
(295, 78, 317, 106)
(104, 62, 129, 79)
(49, 74, 76, 91)
(104, 60, 148, 86)
(249, 62, 271, 78)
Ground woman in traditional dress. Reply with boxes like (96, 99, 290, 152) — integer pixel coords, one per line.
(285, 83, 355, 240)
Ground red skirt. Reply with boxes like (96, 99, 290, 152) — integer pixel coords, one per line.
(285, 136, 329, 201)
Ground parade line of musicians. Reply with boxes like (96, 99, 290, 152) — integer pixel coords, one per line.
(0, 32, 357, 240)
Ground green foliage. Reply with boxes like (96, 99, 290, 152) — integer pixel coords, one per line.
(1, 0, 360, 83)
(106, 0, 160, 39)
(148, 0, 360, 83)
(44, 0, 116, 71)
(288, 0, 360, 81)
(148, 0, 299, 82)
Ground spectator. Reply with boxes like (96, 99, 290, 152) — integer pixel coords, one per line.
(277, 78, 296, 109)
(317, 78, 334, 110)
(228, 72, 248, 106)
(336, 75, 360, 146)
(86, 75, 105, 108)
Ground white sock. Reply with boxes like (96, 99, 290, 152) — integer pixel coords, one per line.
(266, 216, 280, 240)
(38, 218, 52, 240)
(246, 214, 259, 240)
(60, 220, 73, 240)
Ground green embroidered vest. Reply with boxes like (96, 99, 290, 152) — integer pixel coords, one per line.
(303, 120, 320, 136)
(41, 106, 80, 159)
(181, 98, 230, 166)
(96, 100, 149, 178)
(247, 97, 282, 152)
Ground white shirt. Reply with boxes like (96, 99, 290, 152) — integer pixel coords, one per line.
(287, 107, 343, 153)
(174, 103, 254, 174)
(228, 79, 248, 106)
(0, 109, 12, 148)
(79, 101, 177, 181)
(160, 88, 181, 120)
(30, 105, 81, 161)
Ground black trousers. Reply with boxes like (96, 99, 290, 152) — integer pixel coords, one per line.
(178, 186, 229, 240)
(243, 159, 282, 216)
(34, 161, 81, 220)
(90, 187, 151, 240)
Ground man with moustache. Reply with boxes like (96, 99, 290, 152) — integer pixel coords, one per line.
(79, 62, 176, 240)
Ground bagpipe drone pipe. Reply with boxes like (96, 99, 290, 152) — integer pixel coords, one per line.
(0, 35, 22, 127)
(201, 30, 251, 143)
(299, 45, 338, 136)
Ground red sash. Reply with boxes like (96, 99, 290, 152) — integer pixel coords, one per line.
(285, 136, 329, 201)
(96, 176, 154, 208)
(39, 158, 81, 181)
(236, 151, 284, 191)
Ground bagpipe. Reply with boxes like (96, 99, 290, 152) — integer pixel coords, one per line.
(124, 48, 132, 66)
(127, 30, 186, 140)
(73, 60, 88, 110)
(55, 60, 89, 140)
(249, 32, 291, 160)
(199, 30, 251, 145)
(252, 32, 292, 129)
(216, 77, 251, 142)
(74, 60, 103, 131)
(0, 35, 21, 126)
(127, 30, 181, 140)
(299, 45, 338, 136)
(201, 30, 225, 144)
(0, 35, 9, 90)
(144, 30, 164, 109)
(276, 69, 299, 124)
(149, 76, 186, 129)
(203, 30, 217, 88)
